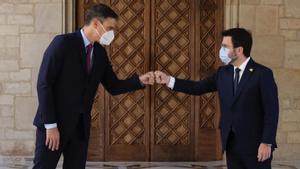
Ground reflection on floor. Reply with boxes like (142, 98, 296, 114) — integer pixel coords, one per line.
(0, 157, 299, 169)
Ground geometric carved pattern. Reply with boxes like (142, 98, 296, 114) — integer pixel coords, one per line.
(154, 0, 191, 145)
(109, 90, 145, 144)
(199, 0, 218, 129)
(78, 0, 223, 161)
(108, 0, 146, 145)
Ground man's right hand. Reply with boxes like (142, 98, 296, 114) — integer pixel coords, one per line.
(45, 127, 60, 151)
(139, 71, 155, 85)
(155, 71, 170, 85)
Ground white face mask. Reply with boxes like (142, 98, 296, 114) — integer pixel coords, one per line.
(95, 24, 115, 45)
(219, 46, 232, 65)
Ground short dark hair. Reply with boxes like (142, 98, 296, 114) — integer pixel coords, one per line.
(85, 4, 118, 25)
(221, 28, 253, 57)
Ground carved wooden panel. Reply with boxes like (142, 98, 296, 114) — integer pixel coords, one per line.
(199, 0, 219, 129)
(76, 0, 150, 161)
(76, 0, 224, 161)
(153, 0, 192, 145)
(104, 0, 150, 161)
(150, 0, 194, 161)
(107, 0, 146, 145)
(196, 0, 223, 161)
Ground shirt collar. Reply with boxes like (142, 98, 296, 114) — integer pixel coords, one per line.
(80, 29, 92, 48)
(234, 57, 251, 71)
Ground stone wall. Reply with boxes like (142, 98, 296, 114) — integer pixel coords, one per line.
(236, 0, 300, 160)
(0, 0, 299, 161)
(0, 0, 64, 155)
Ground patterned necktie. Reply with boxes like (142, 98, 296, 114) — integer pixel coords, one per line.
(86, 44, 93, 73)
(234, 68, 241, 95)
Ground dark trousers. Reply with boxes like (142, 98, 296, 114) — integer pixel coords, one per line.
(33, 116, 88, 169)
(226, 131, 272, 169)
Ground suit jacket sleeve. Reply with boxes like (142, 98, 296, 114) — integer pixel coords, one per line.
(37, 36, 64, 124)
(260, 69, 279, 145)
(101, 51, 145, 95)
(173, 70, 219, 95)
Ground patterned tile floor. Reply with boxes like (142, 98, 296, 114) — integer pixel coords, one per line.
(0, 157, 299, 169)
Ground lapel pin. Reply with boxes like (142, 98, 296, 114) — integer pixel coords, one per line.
(249, 68, 254, 72)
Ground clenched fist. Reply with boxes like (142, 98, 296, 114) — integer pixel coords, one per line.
(139, 71, 155, 85)
(154, 71, 170, 85)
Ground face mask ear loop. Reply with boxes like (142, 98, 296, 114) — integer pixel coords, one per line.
(99, 21, 107, 33)
(94, 19, 106, 36)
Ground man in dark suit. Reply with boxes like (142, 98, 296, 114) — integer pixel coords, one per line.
(33, 4, 155, 169)
(155, 28, 279, 169)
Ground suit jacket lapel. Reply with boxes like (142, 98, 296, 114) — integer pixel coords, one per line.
(89, 43, 100, 77)
(88, 42, 106, 83)
(74, 30, 88, 77)
(231, 58, 256, 105)
(224, 65, 234, 103)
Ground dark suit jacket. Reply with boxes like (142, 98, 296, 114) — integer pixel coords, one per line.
(33, 31, 144, 140)
(173, 58, 279, 154)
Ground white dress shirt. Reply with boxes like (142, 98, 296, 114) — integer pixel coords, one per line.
(233, 57, 251, 83)
(44, 29, 94, 129)
(167, 57, 251, 89)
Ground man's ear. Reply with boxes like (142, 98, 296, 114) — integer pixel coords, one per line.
(91, 18, 99, 27)
(236, 46, 244, 55)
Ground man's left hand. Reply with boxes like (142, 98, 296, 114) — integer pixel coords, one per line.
(257, 143, 272, 162)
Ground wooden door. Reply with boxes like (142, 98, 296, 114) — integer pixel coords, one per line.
(76, 0, 223, 161)
(150, 0, 196, 161)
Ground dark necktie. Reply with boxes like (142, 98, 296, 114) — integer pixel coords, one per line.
(86, 44, 93, 73)
(234, 68, 241, 95)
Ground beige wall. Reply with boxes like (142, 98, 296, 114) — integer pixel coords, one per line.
(228, 0, 300, 160)
(0, 0, 64, 155)
(0, 0, 299, 161)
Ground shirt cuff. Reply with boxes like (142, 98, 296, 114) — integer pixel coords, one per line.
(262, 143, 272, 147)
(167, 76, 175, 89)
(44, 123, 57, 129)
